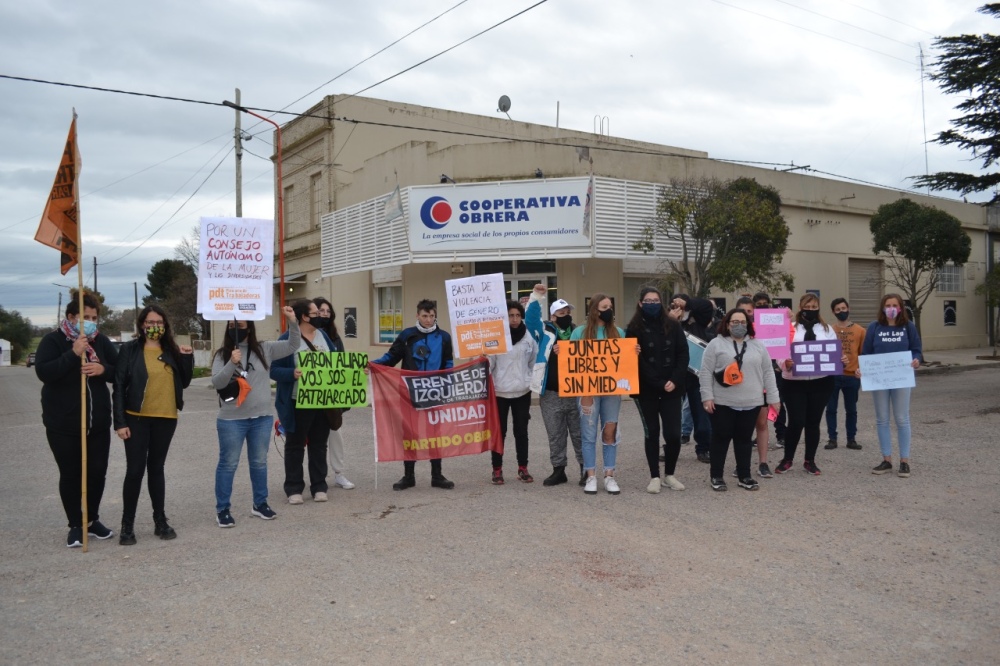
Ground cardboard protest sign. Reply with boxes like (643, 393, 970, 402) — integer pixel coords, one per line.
(197, 217, 274, 320)
(791, 339, 843, 377)
(557, 338, 639, 396)
(369, 358, 503, 462)
(859, 351, 916, 391)
(754, 308, 790, 361)
(446, 273, 511, 358)
(295, 352, 369, 408)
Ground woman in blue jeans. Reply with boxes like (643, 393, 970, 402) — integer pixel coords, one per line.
(858, 294, 922, 478)
(571, 293, 628, 495)
(211, 306, 299, 527)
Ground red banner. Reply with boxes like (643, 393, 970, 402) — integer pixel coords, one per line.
(369, 358, 502, 462)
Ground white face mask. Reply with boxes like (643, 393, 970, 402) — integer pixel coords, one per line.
(680, 311, 690, 321)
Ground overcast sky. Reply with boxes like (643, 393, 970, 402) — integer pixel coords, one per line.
(1, 0, 994, 327)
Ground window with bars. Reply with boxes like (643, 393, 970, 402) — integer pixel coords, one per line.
(936, 264, 964, 293)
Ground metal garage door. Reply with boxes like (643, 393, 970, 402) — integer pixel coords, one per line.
(848, 258, 882, 324)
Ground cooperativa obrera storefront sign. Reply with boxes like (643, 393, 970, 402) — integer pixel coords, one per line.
(408, 178, 592, 252)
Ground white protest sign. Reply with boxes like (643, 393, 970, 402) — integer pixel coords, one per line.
(197, 217, 274, 321)
(445, 273, 512, 358)
(859, 351, 916, 391)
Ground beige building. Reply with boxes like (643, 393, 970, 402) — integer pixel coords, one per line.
(216, 94, 995, 353)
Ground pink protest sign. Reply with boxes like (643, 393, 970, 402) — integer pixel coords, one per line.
(754, 308, 790, 360)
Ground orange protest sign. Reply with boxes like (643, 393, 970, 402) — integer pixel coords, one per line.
(34, 116, 80, 275)
(455, 320, 508, 358)
(557, 338, 639, 396)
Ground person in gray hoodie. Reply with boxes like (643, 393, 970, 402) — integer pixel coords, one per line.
(211, 306, 300, 528)
(488, 300, 537, 484)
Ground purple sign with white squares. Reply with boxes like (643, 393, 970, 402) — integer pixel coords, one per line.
(791, 339, 842, 377)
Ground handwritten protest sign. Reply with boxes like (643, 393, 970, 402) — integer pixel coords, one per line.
(791, 339, 843, 377)
(446, 273, 511, 358)
(558, 338, 639, 396)
(754, 308, 790, 360)
(296, 352, 369, 408)
(859, 351, 916, 391)
(197, 217, 274, 320)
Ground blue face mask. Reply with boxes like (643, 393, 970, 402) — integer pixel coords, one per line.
(641, 303, 662, 319)
(77, 320, 98, 337)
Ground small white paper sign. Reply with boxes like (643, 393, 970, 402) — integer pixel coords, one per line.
(859, 352, 916, 391)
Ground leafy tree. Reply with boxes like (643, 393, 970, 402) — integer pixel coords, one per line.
(0, 305, 33, 364)
(634, 176, 793, 297)
(869, 198, 972, 335)
(975, 263, 1000, 356)
(912, 4, 1000, 203)
(144, 259, 195, 305)
(101, 308, 139, 338)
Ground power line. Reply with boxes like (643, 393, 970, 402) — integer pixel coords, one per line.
(769, 0, 918, 48)
(829, 0, 936, 37)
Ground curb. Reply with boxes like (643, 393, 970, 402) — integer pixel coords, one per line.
(917, 362, 1000, 376)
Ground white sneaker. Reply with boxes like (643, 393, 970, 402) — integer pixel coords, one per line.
(663, 475, 686, 491)
(583, 475, 598, 495)
(334, 474, 355, 490)
(604, 476, 621, 495)
(313, 492, 328, 502)
(646, 477, 661, 494)
(287, 494, 304, 505)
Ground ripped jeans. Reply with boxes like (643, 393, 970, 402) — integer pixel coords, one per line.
(579, 395, 621, 473)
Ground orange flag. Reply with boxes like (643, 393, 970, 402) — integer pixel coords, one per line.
(35, 116, 80, 275)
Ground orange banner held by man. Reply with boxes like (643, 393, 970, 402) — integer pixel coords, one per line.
(35, 116, 80, 275)
(557, 337, 640, 397)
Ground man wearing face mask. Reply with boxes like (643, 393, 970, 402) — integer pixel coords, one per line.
(36, 294, 119, 548)
(824, 298, 865, 451)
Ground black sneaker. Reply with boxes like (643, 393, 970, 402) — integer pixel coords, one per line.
(803, 460, 821, 475)
(431, 474, 455, 490)
(758, 463, 773, 478)
(88, 520, 114, 540)
(392, 475, 416, 491)
(774, 459, 793, 474)
(252, 503, 277, 520)
(681, 435, 691, 445)
(217, 509, 236, 528)
(738, 477, 760, 491)
(872, 460, 893, 475)
(897, 462, 911, 478)
(824, 439, 838, 450)
(66, 527, 83, 548)
(696, 451, 711, 464)
(710, 477, 728, 492)
(153, 515, 177, 540)
(731, 469, 738, 478)
(846, 439, 862, 450)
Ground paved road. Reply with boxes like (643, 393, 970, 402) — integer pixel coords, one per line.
(1, 364, 998, 664)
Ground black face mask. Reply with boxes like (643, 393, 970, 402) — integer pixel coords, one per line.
(235, 329, 249, 343)
(598, 309, 614, 324)
(754, 302, 769, 309)
(834, 311, 850, 322)
(802, 310, 819, 324)
(310, 316, 331, 330)
(555, 314, 573, 330)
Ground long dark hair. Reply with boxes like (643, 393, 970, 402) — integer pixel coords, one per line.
(716, 308, 756, 338)
(582, 293, 619, 340)
(214, 320, 269, 370)
(136, 304, 182, 359)
(312, 297, 340, 341)
(627, 287, 675, 337)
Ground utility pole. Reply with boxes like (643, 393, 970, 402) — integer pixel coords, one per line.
(93, 256, 98, 293)
(134, 281, 139, 315)
(234, 88, 243, 218)
(56, 292, 62, 328)
(919, 44, 930, 193)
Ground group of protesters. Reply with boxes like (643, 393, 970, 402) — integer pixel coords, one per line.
(36, 283, 922, 548)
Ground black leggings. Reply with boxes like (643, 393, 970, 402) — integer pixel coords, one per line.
(782, 377, 835, 463)
(492, 392, 532, 468)
(122, 414, 178, 520)
(47, 426, 112, 528)
(709, 404, 761, 479)
(635, 391, 683, 477)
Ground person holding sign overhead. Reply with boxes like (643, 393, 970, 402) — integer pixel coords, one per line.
(699, 309, 779, 492)
(859, 293, 922, 478)
(571, 293, 627, 495)
(211, 306, 299, 528)
(774, 294, 838, 476)
(270, 299, 340, 504)
(487, 300, 537, 484)
(626, 287, 689, 493)
(313, 297, 356, 491)
(370, 299, 456, 491)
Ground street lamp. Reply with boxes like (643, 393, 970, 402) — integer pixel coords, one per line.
(222, 100, 286, 330)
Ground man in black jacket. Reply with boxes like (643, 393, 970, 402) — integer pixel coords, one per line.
(671, 294, 716, 464)
(35, 294, 118, 548)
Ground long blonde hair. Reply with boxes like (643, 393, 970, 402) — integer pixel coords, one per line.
(582, 293, 620, 340)
(795, 293, 830, 332)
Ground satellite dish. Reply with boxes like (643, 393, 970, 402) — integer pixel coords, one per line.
(498, 95, 511, 113)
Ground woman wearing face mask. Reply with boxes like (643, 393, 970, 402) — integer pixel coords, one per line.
(699, 309, 779, 491)
(488, 300, 537, 484)
(774, 294, 837, 476)
(859, 294, 922, 478)
(113, 305, 194, 545)
(570, 293, 628, 495)
(211, 306, 299, 528)
(312, 297, 355, 491)
(627, 287, 689, 493)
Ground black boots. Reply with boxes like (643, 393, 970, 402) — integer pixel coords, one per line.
(578, 464, 587, 487)
(119, 517, 136, 546)
(431, 474, 455, 490)
(543, 466, 567, 486)
(153, 513, 177, 540)
(393, 474, 416, 491)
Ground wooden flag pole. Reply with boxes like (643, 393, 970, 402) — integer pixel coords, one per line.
(73, 110, 88, 553)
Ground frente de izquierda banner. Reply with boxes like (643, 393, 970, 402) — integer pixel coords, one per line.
(369, 358, 502, 462)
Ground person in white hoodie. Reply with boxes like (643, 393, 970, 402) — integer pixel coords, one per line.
(488, 300, 538, 485)
(774, 294, 839, 476)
